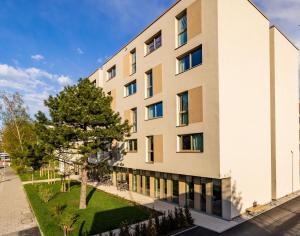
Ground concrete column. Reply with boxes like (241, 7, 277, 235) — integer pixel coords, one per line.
(167, 177, 173, 202)
(160, 178, 165, 199)
(150, 176, 155, 198)
(129, 173, 133, 191)
(136, 175, 141, 193)
(222, 178, 232, 220)
(112, 171, 117, 187)
(206, 182, 213, 214)
(142, 176, 146, 195)
(194, 177, 201, 211)
(179, 176, 187, 207)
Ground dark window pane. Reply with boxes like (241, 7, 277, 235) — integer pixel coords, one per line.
(182, 135, 191, 150)
(191, 48, 202, 67)
(179, 55, 190, 73)
(156, 102, 163, 117)
(192, 133, 203, 151)
(155, 35, 161, 48)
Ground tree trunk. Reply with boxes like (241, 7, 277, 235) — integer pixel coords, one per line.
(79, 161, 88, 209)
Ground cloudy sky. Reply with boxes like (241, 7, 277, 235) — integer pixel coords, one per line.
(0, 0, 299, 116)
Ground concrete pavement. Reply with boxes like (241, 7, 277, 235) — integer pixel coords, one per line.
(0, 167, 40, 236)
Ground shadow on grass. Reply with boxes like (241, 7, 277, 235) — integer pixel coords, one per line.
(87, 206, 153, 235)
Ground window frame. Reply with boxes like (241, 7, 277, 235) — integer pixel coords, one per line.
(146, 136, 154, 163)
(124, 80, 137, 97)
(127, 139, 138, 153)
(145, 70, 153, 98)
(177, 91, 189, 126)
(145, 31, 162, 56)
(130, 49, 137, 75)
(131, 108, 137, 133)
(178, 133, 204, 153)
(147, 102, 163, 120)
(177, 45, 202, 74)
(107, 65, 116, 80)
(176, 10, 187, 48)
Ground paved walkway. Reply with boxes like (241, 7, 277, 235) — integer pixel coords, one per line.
(0, 167, 40, 236)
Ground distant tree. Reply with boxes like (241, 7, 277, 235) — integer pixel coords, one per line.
(38, 78, 130, 209)
(0, 92, 37, 168)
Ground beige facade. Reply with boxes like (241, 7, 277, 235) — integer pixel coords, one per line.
(88, 0, 299, 220)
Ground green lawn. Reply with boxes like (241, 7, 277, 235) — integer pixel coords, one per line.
(24, 182, 156, 235)
(19, 170, 55, 181)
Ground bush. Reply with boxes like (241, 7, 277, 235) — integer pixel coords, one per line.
(178, 207, 186, 228)
(51, 203, 65, 217)
(146, 217, 156, 236)
(119, 221, 131, 236)
(60, 212, 79, 235)
(38, 185, 54, 203)
(140, 223, 147, 235)
(133, 223, 141, 236)
(184, 207, 194, 226)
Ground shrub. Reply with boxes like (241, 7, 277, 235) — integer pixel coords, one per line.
(119, 221, 131, 236)
(51, 203, 65, 217)
(146, 217, 156, 236)
(38, 185, 54, 203)
(184, 207, 194, 226)
(154, 214, 160, 235)
(140, 223, 147, 235)
(167, 210, 175, 232)
(178, 207, 186, 228)
(133, 223, 141, 236)
(60, 212, 79, 235)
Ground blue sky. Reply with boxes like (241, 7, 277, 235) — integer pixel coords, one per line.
(0, 0, 299, 116)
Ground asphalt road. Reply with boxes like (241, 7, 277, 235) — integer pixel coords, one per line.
(180, 196, 300, 236)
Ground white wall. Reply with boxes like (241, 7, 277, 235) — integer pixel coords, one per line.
(217, 0, 272, 217)
(270, 27, 300, 199)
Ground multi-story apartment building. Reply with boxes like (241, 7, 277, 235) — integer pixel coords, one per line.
(88, 0, 299, 220)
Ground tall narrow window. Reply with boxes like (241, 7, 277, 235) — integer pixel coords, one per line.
(145, 70, 153, 98)
(132, 108, 137, 132)
(147, 102, 163, 120)
(177, 46, 202, 73)
(177, 12, 187, 47)
(125, 80, 137, 97)
(178, 92, 189, 125)
(107, 65, 116, 80)
(179, 133, 204, 152)
(131, 49, 136, 74)
(146, 136, 154, 162)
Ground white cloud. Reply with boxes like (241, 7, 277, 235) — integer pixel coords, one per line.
(0, 64, 72, 116)
(31, 54, 45, 61)
(76, 48, 84, 55)
(57, 75, 72, 86)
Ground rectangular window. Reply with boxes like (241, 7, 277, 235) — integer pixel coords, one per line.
(179, 133, 204, 152)
(178, 92, 189, 126)
(145, 70, 153, 98)
(132, 108, 137, 132)
(127, 139, 137, 152)
(178, 46, 202, 73)
(145, 31, 162, 55)
(131, 49, 136, 75)
(147, 102, 163, 120)
(146, 136, 154, 162)
(177, 11, 187, 47)
(125, 80, 137, 97)
(107, 65, 116, 80)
